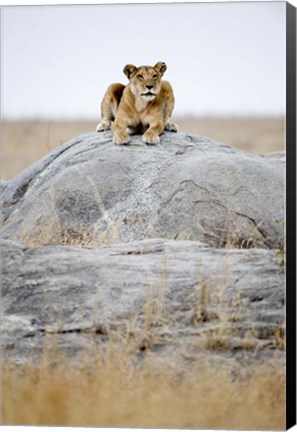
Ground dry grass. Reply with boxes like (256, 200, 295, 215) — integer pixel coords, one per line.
(1, 116, 284, 179)
(2, 345, 285, 429)
(176, 115, 285, 154)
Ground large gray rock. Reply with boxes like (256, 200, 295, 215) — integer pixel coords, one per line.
(1, 131, 284, 248)
(1, 238, 284, 366)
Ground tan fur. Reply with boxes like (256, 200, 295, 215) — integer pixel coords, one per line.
(96, 62, 178, 145)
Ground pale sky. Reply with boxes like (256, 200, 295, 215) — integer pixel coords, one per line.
(1, 2, 285, 119)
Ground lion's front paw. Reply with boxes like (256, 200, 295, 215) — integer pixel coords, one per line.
(96, 120, 111, 132)
(165, 122, 179, 132)
(113, 129, 130, 145)
(143, 131, 160, 145)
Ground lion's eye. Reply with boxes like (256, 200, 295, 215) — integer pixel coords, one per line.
(137, 75, 144, 80)
(153, 74, 158, 79)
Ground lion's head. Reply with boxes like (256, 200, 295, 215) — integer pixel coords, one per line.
(123, 62, 167, 101)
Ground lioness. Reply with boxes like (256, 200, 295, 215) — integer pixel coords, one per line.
(96, 62, 178, 145)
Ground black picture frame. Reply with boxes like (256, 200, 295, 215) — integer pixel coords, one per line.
(286, 1, 297, 430)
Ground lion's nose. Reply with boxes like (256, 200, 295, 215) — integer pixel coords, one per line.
(146, 85, 153, 90)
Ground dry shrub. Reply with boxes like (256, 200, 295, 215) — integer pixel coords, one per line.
(2, 347, 285, 430)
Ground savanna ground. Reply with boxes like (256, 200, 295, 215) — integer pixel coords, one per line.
(1, 117, 285, 429)
(2, 344, 285, 429)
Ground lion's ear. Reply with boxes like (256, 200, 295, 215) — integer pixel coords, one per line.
(154, 62, 167, 76)
(123, 64, 138, 79)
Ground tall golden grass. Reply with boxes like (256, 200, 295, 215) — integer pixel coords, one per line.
(2, 345, 285, 429)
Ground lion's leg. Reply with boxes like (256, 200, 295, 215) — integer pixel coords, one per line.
(164, 121, 179, 132)
(143, 120, 164, 145)
(96, 97, 114, 132)
(96, 84, 125, 132)
(163, 99, 179, 133)
(111, 119, 130, 145)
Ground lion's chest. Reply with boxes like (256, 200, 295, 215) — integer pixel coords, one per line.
(131, 107, 163, 128)
(126, 111, 149, 127)
(128, 114, 155, 134)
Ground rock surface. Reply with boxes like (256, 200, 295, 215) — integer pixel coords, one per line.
(1, 131, 285, 368)
(1, 131, 284, 249)
(1, 238, 284, 366)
